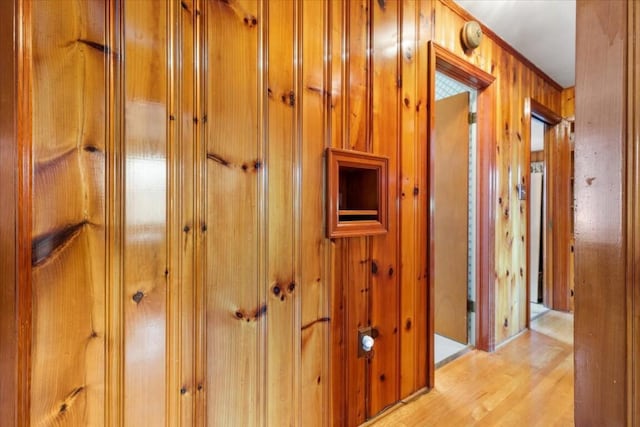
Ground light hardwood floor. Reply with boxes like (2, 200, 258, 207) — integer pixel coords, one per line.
(369, 311, 574, 426)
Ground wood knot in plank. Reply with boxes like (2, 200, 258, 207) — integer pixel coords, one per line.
(56, 385, 85, 417)
(132, 291, 144, 304)
(77, 38, 111, 55)
(32, 220, 90, 267)
(281, 91, 295, 106)
(301, 317, 330, 331)
(405, 46, 413, 61)
(234, 304, 266, 322)
(207, 153, 229, 166)
(371, 261, 378, 275)
(243, 15, 258, 27)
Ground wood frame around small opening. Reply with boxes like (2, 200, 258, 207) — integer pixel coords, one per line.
(426, 41, 496, 388)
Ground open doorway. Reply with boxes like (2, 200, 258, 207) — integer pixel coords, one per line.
(426, 41, 496, 388)
(529, 117, 549, 320)
(525, 98, 572, 326)
(433, 72, 477, 366)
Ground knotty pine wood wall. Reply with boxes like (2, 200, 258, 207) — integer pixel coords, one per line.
(1, 0, 564, 425)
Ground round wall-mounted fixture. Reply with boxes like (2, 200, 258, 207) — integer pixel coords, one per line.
(461, 20, 483, 51)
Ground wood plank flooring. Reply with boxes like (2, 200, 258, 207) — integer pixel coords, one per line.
(368, 311, 574, 426)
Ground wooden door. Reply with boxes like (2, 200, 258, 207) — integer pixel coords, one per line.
(434, 92, 469, 345)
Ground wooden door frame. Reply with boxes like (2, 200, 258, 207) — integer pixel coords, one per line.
(426, 41, 496, 387)
(523, 98, 565, 327)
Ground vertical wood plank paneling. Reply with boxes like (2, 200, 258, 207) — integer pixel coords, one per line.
(168, 0, 197, 424)
(205, 1, 261, 425)
(0, 0, 18, 423)
(575, 1, 627, 425)
(9, 1, 573, 425)
(345, 1, 371, 421)
(399, 0, 418, 398)
(513, 61, 526, 333)
(350, 0, 372, 416)
(493, 47, 509, 343)
(330, 0, 344, 152)
(30, 1, 107, 425)
(122, 2, 168, 425)
(193, 2, 206, 423)
(370, 0, 400, 416)
(329, 239, 345, 426)
(266, 0, 298, 424)
(329, 1, 345, 424)
(345, 239, 369, 426)
(300, 0, 329, 424)
(348, 0, 370, 153)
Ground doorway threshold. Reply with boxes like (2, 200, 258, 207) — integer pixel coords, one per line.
(435, 334, 471, 368)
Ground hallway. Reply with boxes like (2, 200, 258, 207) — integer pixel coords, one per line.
(369, 311, 574, 426)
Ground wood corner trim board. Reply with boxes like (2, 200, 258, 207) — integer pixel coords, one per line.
(440, 0, 564, 92)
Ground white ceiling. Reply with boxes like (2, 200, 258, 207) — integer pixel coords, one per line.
(455, 0, 576, 88)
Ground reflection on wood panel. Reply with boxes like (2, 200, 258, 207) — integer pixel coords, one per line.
(123, 2, 168, 425)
